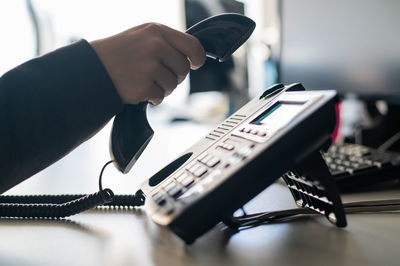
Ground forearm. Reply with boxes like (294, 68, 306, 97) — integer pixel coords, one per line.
(0, 40, 123, 193)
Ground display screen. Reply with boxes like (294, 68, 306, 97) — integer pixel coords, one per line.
(251, 102, 304, 128)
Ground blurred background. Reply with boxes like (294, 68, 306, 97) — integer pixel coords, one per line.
(1, 0, 399, 195)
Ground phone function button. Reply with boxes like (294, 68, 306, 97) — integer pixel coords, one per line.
(198, 153, 212, 164)
(185, 160, 197, 170)
(226, 156, 240, 167)
(250, 129, 259, 135)
(162, 181, 173, 189)
(171, 170, 184, 180)
(198, 154, 221, 168)
(175, 172, 190, 183)
(180, 175, 195, 187)
(206, 157, 221, 168)
(258, 130, 267, 137)
(193, 166, 208, 177)
(240, 127, 251, 133)
(187, 163, 202, 173)
(218, 143, 235, 151)
(235, 146, 254, 160)
(164, 182, 182, 198)
(197, 153, 210, 162)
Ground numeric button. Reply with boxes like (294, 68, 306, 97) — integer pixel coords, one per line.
(152, 192, 166, 206)
(206, 157, 220, 168)
(258, 130, 267, 137)
(163, 182, 182, 198)
(193, 166, 208, 177)
(218, 143, 235, 151)
(180, 175, 195, 187)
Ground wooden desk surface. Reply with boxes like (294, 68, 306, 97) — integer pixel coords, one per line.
(1, 118, 400, 266)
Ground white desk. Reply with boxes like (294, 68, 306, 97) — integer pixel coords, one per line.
(1, 117, 400, 266)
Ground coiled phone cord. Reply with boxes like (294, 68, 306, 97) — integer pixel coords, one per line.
(0, 160, 145, 218)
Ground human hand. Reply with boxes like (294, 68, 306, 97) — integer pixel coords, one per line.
(90, 23, 206, 106)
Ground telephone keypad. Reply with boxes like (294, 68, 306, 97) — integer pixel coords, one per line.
(153, 140, 255, 209)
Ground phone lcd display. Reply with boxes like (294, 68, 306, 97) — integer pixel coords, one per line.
(251, 102, 304, 129)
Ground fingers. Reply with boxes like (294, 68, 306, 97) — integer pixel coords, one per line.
(147, 82, 165, 106)
(90, 22, 206, 106)
(140, 24, 202, 99)
(156, 24, 206, 70)
(151, 61, 178, 96)
(157, 43, 191, 85)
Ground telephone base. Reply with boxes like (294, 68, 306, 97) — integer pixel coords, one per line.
(140, 85, 344, 244)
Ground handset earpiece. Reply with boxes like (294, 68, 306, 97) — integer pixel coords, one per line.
(186, 13, 256, 62)
(110, 13, 256, 173)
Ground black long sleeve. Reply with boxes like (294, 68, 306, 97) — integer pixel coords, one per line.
(0, 40, 123, 193)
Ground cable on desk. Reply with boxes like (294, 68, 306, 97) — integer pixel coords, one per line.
(343, 199, 400, 213)
(377, 130, 400, 152)
(230, 199, 400, 229)
(0, 160, 145, 218)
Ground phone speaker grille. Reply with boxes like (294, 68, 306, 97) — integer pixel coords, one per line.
(205, 114, 246, 141)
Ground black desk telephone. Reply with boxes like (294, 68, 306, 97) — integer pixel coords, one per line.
(139, 84, 346, 243)
(0, 14, 347, 244)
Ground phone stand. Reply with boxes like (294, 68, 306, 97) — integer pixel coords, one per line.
(282, 144, 347, 227)
(223, 138, 347, 230)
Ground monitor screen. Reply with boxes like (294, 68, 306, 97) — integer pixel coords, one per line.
(279, 0, 400, 102)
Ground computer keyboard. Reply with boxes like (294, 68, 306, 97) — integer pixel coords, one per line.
(323, 144, 400, 191)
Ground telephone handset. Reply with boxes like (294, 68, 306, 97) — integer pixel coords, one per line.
(110, 13, 256, 173)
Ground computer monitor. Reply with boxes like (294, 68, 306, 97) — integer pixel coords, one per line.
(278, 0, 400, 103)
